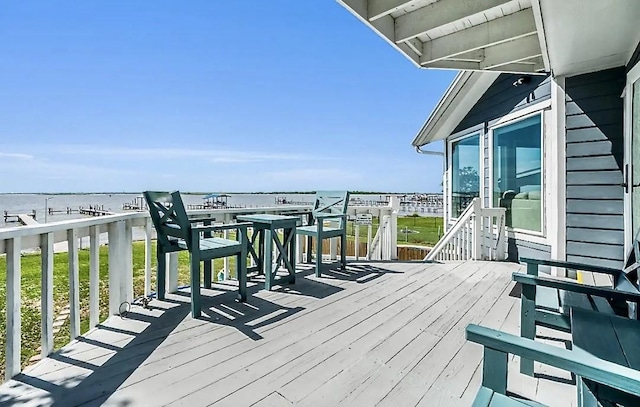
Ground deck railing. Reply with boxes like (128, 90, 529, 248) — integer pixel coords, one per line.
(425, 198, 506, 262)
(0, 199, 400, 380)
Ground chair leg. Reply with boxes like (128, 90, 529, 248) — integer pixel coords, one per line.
(315, 237, 322, 278)
(238, 249, 247, 302)
(306, 235, 312, 264)
(341, 232, 347, 270)
(520, 284, 536, 376)
(156, 249, 166, 300)
(190, 253, 201, 318)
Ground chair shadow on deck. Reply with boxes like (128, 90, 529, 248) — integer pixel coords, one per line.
(318, 263, 404, 284)
(4, 283, 310, 407)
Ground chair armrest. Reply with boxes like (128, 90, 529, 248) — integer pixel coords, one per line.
(520, 257, 620, 276)
(191, 222, 251, 233)
(466, 324, 640, 398)
(512, 273, 640, 302)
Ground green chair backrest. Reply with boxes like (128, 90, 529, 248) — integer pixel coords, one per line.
(143, 191, 192, 251)
(311, 191, 350, 229)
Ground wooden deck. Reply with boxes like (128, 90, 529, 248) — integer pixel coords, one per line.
(0, 261, 576, 406)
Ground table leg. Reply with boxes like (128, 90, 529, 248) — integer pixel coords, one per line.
(264, 229, 273, 290)
(203, 221, 212, 288)
(259, 229, 265, 276)
(289, 227, 296, 284)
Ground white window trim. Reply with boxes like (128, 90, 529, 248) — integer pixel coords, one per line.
(447, 131, 482, 222)
(488, 110, 546, 238)
(624, 63, 640, 252)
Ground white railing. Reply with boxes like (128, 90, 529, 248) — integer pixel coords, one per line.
(346, 196, 399, 261)
(425, 198, 507, 262)
(0, 205, 311, 380)
(0, 200, 401, 380)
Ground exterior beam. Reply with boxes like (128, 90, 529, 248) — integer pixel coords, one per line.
(479, 34, 542, 69)
(419, 8, 537, 65)
(395, 0, 513, 43)
(368, 0, 417, 21)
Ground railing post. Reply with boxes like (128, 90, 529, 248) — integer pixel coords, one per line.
(330, 237, 338, 261)
(144, 219, 152, 297)
(389, 196, 399, 260)
(124, 220, 133, 304)
(354, 222, 360, 261)
(223, 214, 231, 280)
(108, 220, 124, 315)
(6, 237, 21, 379)
(167, 253, 179, 293)
(41, 232, 54, 357)
(67, 229, 81, 339)
(473, 201, 482, 261)
(89, 225, 100, 329)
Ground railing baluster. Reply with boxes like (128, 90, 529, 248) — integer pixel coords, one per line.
(144, 219, 152, 297)
(41, 232, 54, 357)
(89, 225, 100, 329)
(67, 229, 81, 339)
(6, 237, 21, 379)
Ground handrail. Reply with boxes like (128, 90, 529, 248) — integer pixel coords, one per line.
(425, 198, 506, 262)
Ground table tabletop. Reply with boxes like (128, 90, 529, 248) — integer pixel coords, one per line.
(236, 214, 299, 224)
(571, 307, 640, 369)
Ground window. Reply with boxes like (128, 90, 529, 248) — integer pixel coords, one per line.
(450, 134, 480, 218)
(492, 114, 542, 232)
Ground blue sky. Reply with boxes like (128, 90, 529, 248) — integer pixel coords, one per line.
(1, 1, 454, 193)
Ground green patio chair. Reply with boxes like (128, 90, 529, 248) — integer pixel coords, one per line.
(515, 234, 640, 376)
(466, 324, 640, 407)
(144, 191, 249, 318)
(297, 191, 350, 277)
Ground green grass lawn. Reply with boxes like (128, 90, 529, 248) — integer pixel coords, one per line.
(0, 214, 443, 381)
(0, 242, 226, 382)
(346, 215, 443, 246)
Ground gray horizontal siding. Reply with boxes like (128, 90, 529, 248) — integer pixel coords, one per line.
(565, 67, 626, 269)
(509, 238, 551, 272)
(454, 74, 551, 133)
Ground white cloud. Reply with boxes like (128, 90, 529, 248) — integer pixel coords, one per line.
(0, 152, 34, 160)
(49, 145, 330, 163)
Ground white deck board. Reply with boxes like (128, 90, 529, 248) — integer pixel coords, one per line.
(0, 260, 578, 406)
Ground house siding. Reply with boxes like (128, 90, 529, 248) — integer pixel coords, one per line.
(565, 67, 626, 269)
(454, 73, 551, 133)
(451, 73, 552, 262)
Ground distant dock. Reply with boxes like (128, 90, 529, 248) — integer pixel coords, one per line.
(78, 205, 114, 217)
(3, 210, 38, 226)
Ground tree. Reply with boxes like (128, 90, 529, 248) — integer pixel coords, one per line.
(457, 166, 479, 193)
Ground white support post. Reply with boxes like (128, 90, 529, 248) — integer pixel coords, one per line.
(354, 223, 360, 261)
(366, 223, 372, 260)
(167, 253, 179, 293)
(224, 229, 231, 279)
(41, 233, 54, 357)
(330, 237, 338, 261)
(67, 229, 81, 339)
(124, 220, 133, 304)
(89, 226, 100, 329)
(389, 196, 400, 260)
(296, 233, 304, 264)
(108, 221, 124, 315)
(6, 237, 21, 379)
(144, 219, 152, 297)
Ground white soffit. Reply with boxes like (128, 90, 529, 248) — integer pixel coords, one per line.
(538, 0, 640, 76)
(411, 71, 500, 146)
(337, 0, 547, 74)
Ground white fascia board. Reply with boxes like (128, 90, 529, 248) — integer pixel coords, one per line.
(411, 71, 500, 147)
